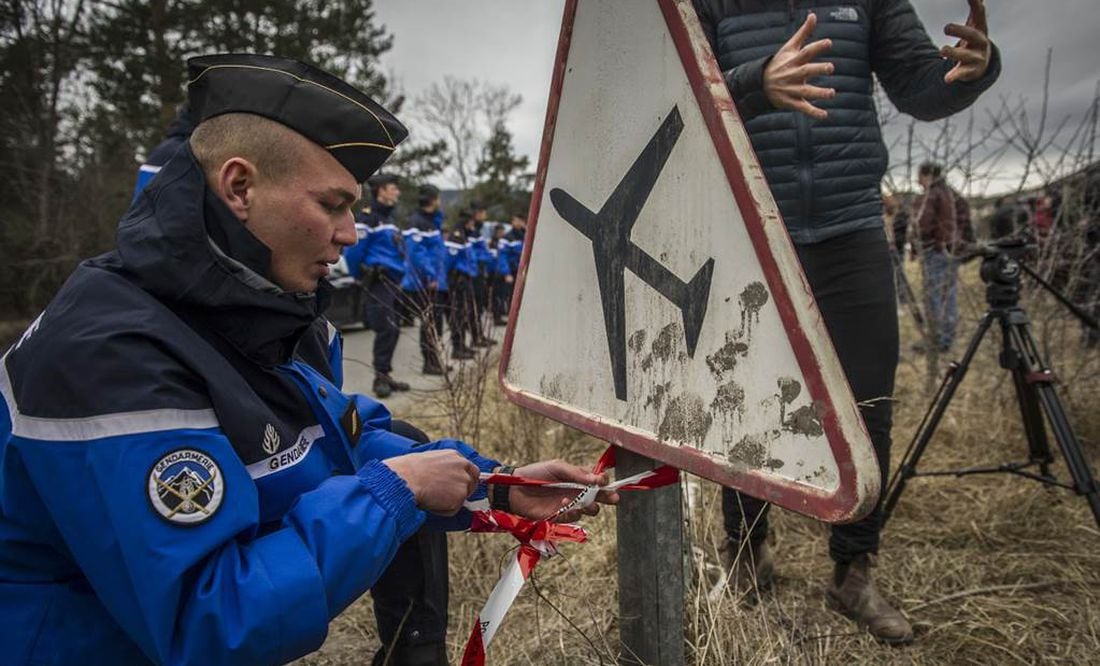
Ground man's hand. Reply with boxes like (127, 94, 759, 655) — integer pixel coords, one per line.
(504, 275, 514, 284)
(506, 460, 620, 523)
(763, 13, 835, 120)
(384, 450, 479, 516)
(942, 0, 992, 84)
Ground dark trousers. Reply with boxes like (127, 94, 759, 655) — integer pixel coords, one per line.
(448, 274, 475, 349)
(491, 275, 512, 319)
(364, 276, 400, 374)
(722, 227, 898, 564)
(472, 273, 489, 336)
(409, 289, 446, 368)
(372, 420, 449, 664)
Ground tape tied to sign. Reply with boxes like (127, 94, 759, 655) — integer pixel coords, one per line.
(460, 446, 679, 666)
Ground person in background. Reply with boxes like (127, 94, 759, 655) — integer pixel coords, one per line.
(444, 220, 479, 359)
(133, 102, 193, 199)
(403, 185, 466, 373)
(694, 0, 999, 643)
(464, 202, 496, 347)
(489, 223, 514, 326)
(343, 173, 412, 398)
(915, 161, 959, 353)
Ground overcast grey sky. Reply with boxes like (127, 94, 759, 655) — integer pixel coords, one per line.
(374, 1, 1099, 195)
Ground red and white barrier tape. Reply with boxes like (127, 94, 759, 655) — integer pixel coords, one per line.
(460, 446, 679, 665)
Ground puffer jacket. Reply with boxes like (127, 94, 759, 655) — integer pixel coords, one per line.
(693, 0, 1000, 243)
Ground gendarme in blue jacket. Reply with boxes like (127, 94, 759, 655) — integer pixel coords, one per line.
(343, 200, 406, 281)
(401, 208, 447, 293)
(0, 145, 498, 665)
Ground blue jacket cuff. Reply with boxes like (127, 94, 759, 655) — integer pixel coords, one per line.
(356, 460, 425, 543)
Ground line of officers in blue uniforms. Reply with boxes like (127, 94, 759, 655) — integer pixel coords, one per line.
(340, 175, 527, 397)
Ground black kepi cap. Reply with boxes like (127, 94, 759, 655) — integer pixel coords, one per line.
(187, 53, 408, 181)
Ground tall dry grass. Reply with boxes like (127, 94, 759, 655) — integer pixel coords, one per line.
(301, 256, 1100, 665)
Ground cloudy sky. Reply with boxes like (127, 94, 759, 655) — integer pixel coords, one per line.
(374, 0, 1098, 196)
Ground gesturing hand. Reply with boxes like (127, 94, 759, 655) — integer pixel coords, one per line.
(762, 13, 836, 120)
(942, 0, 992, 84)
(506, 460, 620, 523)
(384, 450, 479, 516)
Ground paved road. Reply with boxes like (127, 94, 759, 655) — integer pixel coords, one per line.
(337, 321, 503, 414)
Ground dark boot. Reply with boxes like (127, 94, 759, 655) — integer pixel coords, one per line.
(451, 346, 476, 360)
(826, 554, 913, 645)
(719, 539, 774, 601)
(421, 361, 452, 376)
(388, 376, 410, 392)
(372, 374, 392, 398)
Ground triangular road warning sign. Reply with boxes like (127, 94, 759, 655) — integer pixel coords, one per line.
(499, 0, 879, 523)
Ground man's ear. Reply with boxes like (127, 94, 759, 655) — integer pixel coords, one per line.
(215, 158, 258, 222)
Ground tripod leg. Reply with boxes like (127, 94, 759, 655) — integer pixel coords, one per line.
(1000, 315, 1055, 475)
(882, 313, 996, 526)
(1009, 320, 1100, 528)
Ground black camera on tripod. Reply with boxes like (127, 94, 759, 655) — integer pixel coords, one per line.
(957, 237, 1039, 306)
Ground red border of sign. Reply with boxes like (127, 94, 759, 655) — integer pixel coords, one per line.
(498, 0, 874, 523)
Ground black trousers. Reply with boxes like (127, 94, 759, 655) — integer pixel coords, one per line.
(364, 277, 400, 375)
(722, 227, 898, 564)
(372, 420, 449, 663)
(472, 273, 489, 335)
(409, 289, 446, 367)
(447, 274, 475, 349)
(491, 275, 512, 318)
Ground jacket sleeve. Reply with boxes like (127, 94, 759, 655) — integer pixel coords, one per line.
(12, 425, 425, 666)
(692, 0, 774, 121)
(870, 0, 1001, 121)
(349, 393, 500, 532)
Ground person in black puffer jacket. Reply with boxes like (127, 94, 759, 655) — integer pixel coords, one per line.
(694, 0, 1000, 644)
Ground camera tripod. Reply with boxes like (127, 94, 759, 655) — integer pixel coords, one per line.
(882, 244, 1100, 529)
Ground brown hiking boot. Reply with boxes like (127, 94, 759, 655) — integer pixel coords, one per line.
(719, 539, 774, 600)
(826, 554, 913, 645)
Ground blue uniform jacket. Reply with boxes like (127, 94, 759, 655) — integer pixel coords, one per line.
(133, 110, 194, 201)
(0, 146, 498, 665)
(401, 209, 447, 293)
(501, 237, 524, 275)
(469, 235, 492, 275)
(343, 201, 405, 280)
(445, 235, 478, 279)
(489, 246, 511, 277)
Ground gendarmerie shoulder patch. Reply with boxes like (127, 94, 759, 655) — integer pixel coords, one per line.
(147, 449, 225, 525)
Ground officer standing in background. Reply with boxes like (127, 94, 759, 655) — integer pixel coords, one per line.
(488, 223, 514, 326)
(344, 173, 412, 398)
(133, 102, 194, 199)
(445, 225, 480, 358)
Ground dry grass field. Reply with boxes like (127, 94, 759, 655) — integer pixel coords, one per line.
(304, 257, 1100, 665)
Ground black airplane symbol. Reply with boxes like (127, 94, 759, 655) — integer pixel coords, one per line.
(550, 105, 715, 402)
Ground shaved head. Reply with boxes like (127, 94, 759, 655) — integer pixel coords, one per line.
(190, 113, 311, 185)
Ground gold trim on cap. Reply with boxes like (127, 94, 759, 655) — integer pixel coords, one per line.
(188, 63, 398, 148)
(326, 142, 393, 151)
